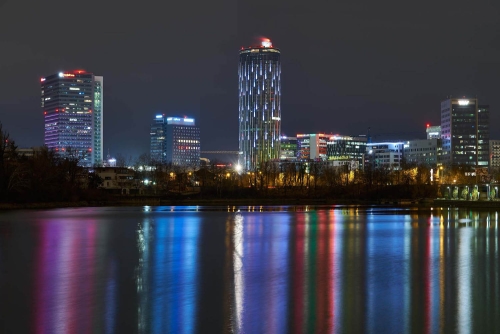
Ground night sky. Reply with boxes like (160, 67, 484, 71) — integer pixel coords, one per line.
(1, 0, 499, 160)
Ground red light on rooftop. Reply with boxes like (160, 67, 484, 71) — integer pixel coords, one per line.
(426, 123, 430, 127)
(43, 111, 47, 115)
(74, 69, 86, 74)
(40, 78, 46, 82)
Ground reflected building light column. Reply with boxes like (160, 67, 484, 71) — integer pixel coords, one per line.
(137, 220, 151, 333)
(233, 213, 244, 332)
(457, 229, 472, 333)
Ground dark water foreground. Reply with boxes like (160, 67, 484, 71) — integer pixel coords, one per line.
(0, 206, 499, 333)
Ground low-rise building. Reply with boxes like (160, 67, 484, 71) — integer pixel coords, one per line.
(490, 140, 500, 170)
(280, 136, 297, 161)
(404, 139, 441, 166)
(95, 167, 138, 194)
(297, 133, 330, 161)
(326, 134, 367, 170)
(365, 142, 405, 169)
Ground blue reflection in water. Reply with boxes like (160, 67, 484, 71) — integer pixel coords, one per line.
(366, 214, 407, 333)
(137, 214, 200, 334)
(235, 213, 290, 334)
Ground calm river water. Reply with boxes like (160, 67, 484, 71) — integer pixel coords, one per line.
(0, 206, 499, 333)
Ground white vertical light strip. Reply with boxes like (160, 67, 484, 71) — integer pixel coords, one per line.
(234, 213, 244, 332)
(457, 228, 472, 334)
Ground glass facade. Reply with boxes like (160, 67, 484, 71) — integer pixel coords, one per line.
(403, 139, 441, 166)
(238, 40, 281, 171)
(478, 105, 490, 167)
(150, 115, 166, 163)
(440, 98, 489, 167)
(279, 136, 297, 160)
(150, 116, 200, 167)
(41, 71, 103, 167)
(93, 76, 103, 165)
(365, 142, 405, 169)
(326, 135, 367, 167)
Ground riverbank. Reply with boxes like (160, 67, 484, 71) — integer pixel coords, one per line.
(2, 197, 500, 211)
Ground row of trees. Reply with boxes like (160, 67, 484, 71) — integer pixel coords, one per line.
(131, 160, 440, 200)
(0, 123, 103, 202)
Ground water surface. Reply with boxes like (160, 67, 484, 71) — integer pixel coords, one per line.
(0, 206, 499, 333)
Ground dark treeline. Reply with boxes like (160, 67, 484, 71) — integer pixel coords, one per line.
(0, 123, 103, 203)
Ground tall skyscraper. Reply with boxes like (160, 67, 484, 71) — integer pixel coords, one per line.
(150, 115, 200, 167)
(238, 38, 281, 171)
(41, 70, 103, 167)
(440, 97, 489, 167)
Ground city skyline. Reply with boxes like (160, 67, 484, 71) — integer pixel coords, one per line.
(1, 0, 500, 159)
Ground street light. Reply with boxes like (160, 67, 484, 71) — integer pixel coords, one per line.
(235, 164, 242, 174)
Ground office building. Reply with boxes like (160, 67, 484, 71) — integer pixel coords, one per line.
(440, 97, 489, 167)
(41, 70, 103, 167)
(150, 114, 166, 163)
(365, 142, 405, 169)
(238, 38, 281, 170)
(280, 136, 297, 160)
(297, 133, 330, 161)
(150, 115, 200, 167)
(404, 139, 441, 166)
(326, 135, 367, 169)
(426, 125, 441, 139)
(490, 140, 500, 170)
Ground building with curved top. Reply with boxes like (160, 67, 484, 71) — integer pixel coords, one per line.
(238, 38, 281, 171)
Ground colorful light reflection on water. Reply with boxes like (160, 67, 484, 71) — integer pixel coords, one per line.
(0, 206, 499, 333)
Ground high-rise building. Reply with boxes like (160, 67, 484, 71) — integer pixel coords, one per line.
(440, 97, 489, 167)
(297, 133, 330, 161)
(150, 114, 167, 163)
(41, 70, 103, 167)
(150, 115, 200, 167)
(238, 38, 281, 171)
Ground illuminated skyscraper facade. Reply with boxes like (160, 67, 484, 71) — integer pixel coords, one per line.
(440, 97, 489, 167)
(238, 38, 281, 171)
(41, 70, 103, 167)
(150, 115, 200, 167)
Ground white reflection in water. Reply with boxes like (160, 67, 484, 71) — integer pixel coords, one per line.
(234, 212, 244, 332)
(458, 228, 472, 334)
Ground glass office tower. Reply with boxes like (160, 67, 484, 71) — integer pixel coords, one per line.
(440, 97, 489, 167)
(238, 38, 281, 171)
(41, 70, 103, 167)
(150, 115, 200, 167)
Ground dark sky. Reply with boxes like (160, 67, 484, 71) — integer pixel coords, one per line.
(1, 0, 500, 160)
